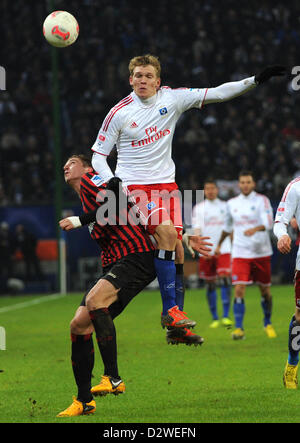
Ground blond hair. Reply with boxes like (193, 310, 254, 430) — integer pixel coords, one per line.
(128, 54, 161, 78)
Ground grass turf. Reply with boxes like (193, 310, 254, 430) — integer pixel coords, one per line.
(0, 285, 299, 423)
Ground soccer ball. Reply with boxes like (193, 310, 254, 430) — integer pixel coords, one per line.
(43, 11, 79, 48)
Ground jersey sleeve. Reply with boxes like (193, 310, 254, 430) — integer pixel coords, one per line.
(275, 182, 299, 225)
(91, 152, 114, 183)
(91, 107, 122, 156)
(258, 195, 274, 230)
(203, 77, 256, 105)
(168, 87, 208, 113)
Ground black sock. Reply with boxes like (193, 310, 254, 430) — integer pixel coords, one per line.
(71, 333, 94, 403)
(89, 308, 119, 379)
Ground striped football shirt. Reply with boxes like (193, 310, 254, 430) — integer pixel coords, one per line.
(80, 172, 154, 266)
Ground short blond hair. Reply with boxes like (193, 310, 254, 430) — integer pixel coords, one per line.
(128, 54, 161, 78)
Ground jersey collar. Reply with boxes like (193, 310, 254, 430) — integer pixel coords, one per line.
(240, 190, 256, 199)
(132, 91, 157, 107)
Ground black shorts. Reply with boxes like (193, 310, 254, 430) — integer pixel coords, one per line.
(80, 251, 156, 319)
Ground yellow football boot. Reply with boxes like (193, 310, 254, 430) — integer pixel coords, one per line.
(57, 396, 96, 417)
(209, 320, 220, 329)
(221, 317, 233, 327)
(91, 375, 125, 396)
(264, 324, 277, 338)
(283, 362, 298, 389)
(231, 328, 245, 340)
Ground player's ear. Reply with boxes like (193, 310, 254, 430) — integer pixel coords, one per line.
(156, 77, 161, 90)
(129, 76, 133, 87)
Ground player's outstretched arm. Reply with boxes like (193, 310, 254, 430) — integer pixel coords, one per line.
(204, 65, 286, 105)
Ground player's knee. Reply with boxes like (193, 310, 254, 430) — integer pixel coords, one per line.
(234, 285, 245, 298)
(163, 226, 177, 246)
(70, 317, 85, 335)
(156, 224, 177, 249)
(260, 285, 271, 299)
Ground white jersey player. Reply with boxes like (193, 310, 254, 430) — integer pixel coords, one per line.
(191, 179, 232, 328)
(223, 190, 273, 261)
(192, 196, 231, 256)
(216, 171, 276, 340)
(274, 177, 300, 388)
(89, 55, 285, 339)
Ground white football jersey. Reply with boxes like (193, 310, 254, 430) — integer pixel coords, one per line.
(274, 177, 300, 270)
(91, 87, 207, 185)
(224, 191, 273, 259)
(192, 198, 231, 255)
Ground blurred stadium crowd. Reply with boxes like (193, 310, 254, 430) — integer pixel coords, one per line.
(1, 0, 300, 206)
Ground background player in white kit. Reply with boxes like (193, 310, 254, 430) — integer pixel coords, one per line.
(216, 171, 276, 340)
(191, 179, 232, 328)
(90, 54, 285, 338)
(274, 177, 300, 389)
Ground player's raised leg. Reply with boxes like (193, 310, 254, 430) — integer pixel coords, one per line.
(154, 222, 196, 329)
(175, 239, 185, 311)
(154, 221, 178, 315)
(133, 184, 196, 329)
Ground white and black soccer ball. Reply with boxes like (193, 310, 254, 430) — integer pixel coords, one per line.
(43, 11, 79, 48)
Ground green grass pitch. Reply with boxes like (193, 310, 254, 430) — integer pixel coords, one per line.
(0, 285, 299, 423)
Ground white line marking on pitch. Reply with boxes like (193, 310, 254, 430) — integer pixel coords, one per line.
(0, 293, 66, 314)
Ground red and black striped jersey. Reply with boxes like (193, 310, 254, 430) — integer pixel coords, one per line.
(80, 172, 154, 266)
